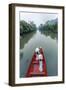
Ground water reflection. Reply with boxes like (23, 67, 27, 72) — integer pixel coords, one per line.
(20, 31, 36, 49)
(20, 30, 58, 77)
(40, 30, 58, 40)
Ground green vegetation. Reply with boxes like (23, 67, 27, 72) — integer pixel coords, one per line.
(39, 19, 58, 33)
(20, 20, 37, 36)
(20, 18, 58, 40)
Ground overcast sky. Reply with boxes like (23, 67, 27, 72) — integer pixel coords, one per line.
(20, 12, 58, 27)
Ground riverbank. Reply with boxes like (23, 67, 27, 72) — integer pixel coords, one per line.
(20, 20, 37, 36)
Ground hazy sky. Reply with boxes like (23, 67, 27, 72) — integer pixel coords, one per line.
(20, 12, 58, 27)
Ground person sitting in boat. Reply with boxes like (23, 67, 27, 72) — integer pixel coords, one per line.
(35, 48, 40, 60)
(35, 48, 43, 72)
(38, 54, 43, 72)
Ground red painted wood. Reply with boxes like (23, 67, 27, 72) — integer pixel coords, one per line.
(26, 48, 47, 77)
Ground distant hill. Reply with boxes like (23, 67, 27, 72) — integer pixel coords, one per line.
(45, 18, 58, 25)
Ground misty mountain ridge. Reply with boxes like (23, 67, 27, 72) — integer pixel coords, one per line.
(45, 18, 58, 26)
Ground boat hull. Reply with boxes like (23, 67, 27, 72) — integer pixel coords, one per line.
(26, 48, 47, 77)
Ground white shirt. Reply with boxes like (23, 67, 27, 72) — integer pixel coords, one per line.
(36, 54, 43, 60)
(36, 54, 43, 72)
(38, 54, 43, 60)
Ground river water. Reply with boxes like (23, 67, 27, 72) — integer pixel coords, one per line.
(20, 30, 58, 77)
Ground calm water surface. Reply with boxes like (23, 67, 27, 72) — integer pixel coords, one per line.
(20, 30, 58, 77)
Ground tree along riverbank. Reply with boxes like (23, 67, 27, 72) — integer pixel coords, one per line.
(39, 18, 58, 33)
(20, 20, 37, 36)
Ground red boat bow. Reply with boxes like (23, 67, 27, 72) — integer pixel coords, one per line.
(26, 48, 47, 77)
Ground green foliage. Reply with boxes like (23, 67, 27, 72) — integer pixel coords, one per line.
(20, 20, 36, 36)
(39, 19, 58, 33)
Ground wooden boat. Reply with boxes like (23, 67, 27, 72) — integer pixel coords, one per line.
(26, 48, 47, 77)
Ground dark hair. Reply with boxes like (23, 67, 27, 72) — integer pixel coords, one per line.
(36, 51, 40, 55)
